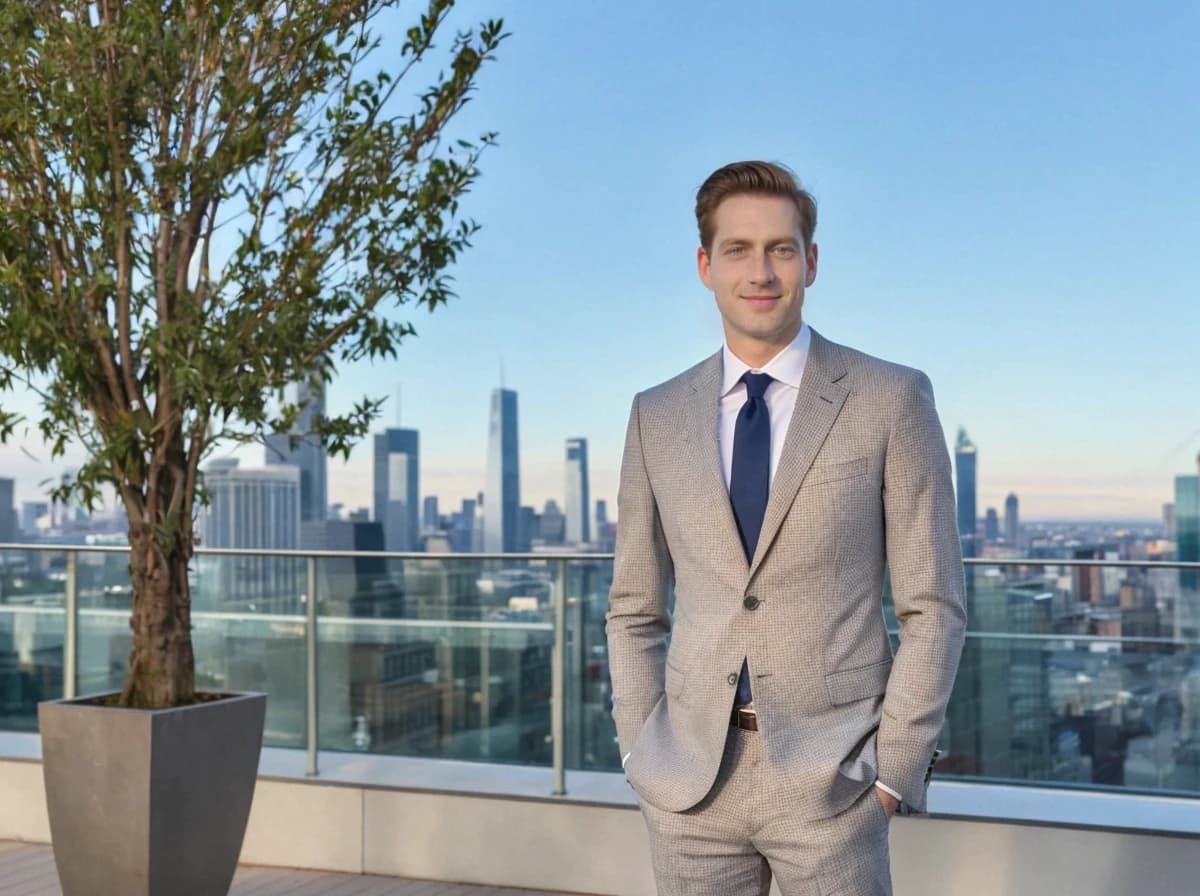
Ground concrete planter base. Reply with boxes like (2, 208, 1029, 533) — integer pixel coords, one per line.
(38, 691, 266, 896)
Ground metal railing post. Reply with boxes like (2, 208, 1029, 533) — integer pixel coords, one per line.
(64, 550, 78, 700)
(305, 555, 318, 777)
(551, 559, 566, 796)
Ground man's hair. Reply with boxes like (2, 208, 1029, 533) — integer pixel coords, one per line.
(695, 161, 817, 252)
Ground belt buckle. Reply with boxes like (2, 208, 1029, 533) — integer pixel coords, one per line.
(734, 705, 757, 729)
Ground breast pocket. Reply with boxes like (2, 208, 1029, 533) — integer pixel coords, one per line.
(804, 456, 869, 488)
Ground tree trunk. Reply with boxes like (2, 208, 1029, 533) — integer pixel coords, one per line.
(120, 496, 196, 709)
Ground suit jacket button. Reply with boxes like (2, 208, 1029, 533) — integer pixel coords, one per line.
(727, 673, 738, 686)
(743, 595, 760, 610)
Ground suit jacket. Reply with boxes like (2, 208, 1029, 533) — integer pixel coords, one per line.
(605, 328, 966, 820)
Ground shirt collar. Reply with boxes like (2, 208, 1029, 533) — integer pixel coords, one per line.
(720, 322, 811, 397)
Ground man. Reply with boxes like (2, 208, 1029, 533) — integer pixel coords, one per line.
(606, 161, 966, 895)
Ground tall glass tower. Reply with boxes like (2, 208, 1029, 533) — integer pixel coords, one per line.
(565, 437, 591, 546)
(0, 478, 14, 543)
(955, 428, 978, 559)
(265, 379, 328, 523)
(1176, 456, 1200, 590)
(484, 388, 520, 553)
(373, 428, 420, 552)
(1004, 492, 1019, 547)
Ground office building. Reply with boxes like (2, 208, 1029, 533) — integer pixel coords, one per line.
(565, 438, 591, 546)
(955, 428, 978, 558)
(264, 379, 327, 524)
(984, 508, 999, 541)
(484, 388, 520, 552)
(373, 429, 420, 552)
(300, 519, 404, 617)
(0, 479, 14, 543)
(449, 498, 477, 554)
(20, 501, 48, 535)
(539, 500, 566, 546)
(517, 506, 537, 554)
(199, 458, 300, 611)
(1005, 493, 1020, 547)
(422, 496, 439, 533)
(1176, 456, 1200, 590)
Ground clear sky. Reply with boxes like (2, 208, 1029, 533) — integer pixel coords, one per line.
(2, 0, 1198, 522)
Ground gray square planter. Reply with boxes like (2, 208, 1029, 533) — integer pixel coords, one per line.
(39, 691, 267, 896)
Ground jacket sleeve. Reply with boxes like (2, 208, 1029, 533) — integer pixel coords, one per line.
(877, 370, 967, 814)
(605, 392, 674, 759)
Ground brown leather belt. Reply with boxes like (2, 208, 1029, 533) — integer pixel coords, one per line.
(730, 706, 759, 731)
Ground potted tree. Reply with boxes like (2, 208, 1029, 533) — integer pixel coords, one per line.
(0, 2, 505, 893)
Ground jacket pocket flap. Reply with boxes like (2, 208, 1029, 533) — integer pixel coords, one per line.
(665, 655, 687, 697)
(825, 658, 892, 706)
(804, 456, 869, 487)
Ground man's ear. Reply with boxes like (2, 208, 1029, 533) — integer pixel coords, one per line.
(805, 242, 819, 287)
(697, 246, 713, 290)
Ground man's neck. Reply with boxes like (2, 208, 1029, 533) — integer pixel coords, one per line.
(724, 326, 802, 370)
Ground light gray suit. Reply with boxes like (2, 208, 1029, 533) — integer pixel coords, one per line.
(606, 329, 966, 891)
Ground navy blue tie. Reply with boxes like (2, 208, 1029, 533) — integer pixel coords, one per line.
(730, 371, 773, 704)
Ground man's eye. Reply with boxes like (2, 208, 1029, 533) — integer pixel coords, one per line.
(727, 246, 745, 256)
(773, 246, 796, 257)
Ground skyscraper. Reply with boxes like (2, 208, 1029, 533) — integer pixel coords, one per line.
(565, 438, 591, 546)
(264, 379, 328, 524)
(20, 501, 48, 535)
(517, 505, 537, 553)
(1005, 493, 1020, 547)
(200, 458, 300, 611)
(422, 496, 440, 533)
(373, 429, 420, 552)
(1176, 456, 1200, 590)
(300, 519, 403, 617)
(450, 498, 477, 553)
(955, 428, 978, 558)
(484, 388, 520, 553)
(984, 508, 999, 541)
(539, 499, 566, 545)
(0, 478, 14, 543)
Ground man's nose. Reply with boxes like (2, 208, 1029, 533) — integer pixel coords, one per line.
(749, 252, 776, 283)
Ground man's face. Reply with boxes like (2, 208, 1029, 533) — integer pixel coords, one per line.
(697, 194, 818, 362)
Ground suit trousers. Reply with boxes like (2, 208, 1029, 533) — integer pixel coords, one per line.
(637, 726, 892, 896)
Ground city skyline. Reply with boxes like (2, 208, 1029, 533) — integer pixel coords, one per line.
(0, 384, 1189, 526)
(1, 1, 1198, 521)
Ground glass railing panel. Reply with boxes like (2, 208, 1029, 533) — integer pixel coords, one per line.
(0, 547, 66, 732)
(315, 555, 555, 764)
(933, 562, 1199, 796)
(191, 552, 307, 747)
(76, 548, 140, 698)
(563, 557, 620, 772)
(5, 544, 1198, 802)
(73, 551, 306, 747)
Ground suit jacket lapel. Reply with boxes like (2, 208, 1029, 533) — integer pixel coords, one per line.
(682, 351, 747, 571)
(748, 329, 849, 579)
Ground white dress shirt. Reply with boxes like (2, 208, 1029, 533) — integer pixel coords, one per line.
(719, 323, 811, 490)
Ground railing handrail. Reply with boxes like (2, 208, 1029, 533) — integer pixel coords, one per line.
(1, 542, 1198, 569)
(0, 543, 613, 561)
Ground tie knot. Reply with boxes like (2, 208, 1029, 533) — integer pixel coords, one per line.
(741, 372, 773, 400)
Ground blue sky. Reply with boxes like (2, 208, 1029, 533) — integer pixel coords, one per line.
(2, 0, 1198, 521)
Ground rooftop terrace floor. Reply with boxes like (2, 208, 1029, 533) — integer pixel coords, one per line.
(0, 841, 585, 896)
